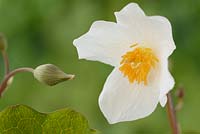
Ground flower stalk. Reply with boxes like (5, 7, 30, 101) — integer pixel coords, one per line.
(166, 93, 180, 134)
(1, 50, 10, 75)
(0, 67, 34, 97)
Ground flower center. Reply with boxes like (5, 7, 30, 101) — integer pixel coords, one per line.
(119, 46, 159, 85)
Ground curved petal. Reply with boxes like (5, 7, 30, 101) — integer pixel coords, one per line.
(159, 95, 167, 107)
(158, 56, 175, 107)
(115, 3, 145, 25)
(99, 68, 160, 124)
(144, 16, 176, 56)
(155, 52, 175, 107)
(159, 70, 174, 98)
(73, 21, 135, 66)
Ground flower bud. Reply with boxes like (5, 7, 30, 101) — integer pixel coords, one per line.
(0, 33, 7, 51)
(33, 64, 75, 86)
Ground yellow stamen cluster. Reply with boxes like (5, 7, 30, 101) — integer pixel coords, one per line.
(119, 47, 159, 85)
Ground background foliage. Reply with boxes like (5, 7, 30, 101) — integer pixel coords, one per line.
(0, 0, 200, 133)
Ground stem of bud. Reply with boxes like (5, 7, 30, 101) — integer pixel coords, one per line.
(0, 67, 34, 97)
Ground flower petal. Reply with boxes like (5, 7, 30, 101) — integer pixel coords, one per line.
(99, 68, 160, 124)
(159, 52, 175, 106)
(159, 70, 174, 99)
(73, 21, 135, 66)
(158, 56, 175, 107)
(115, 3, 175, 57)
(115, 3, 145, 25)
(159, 95, 167, 107)
(145, 16, 176, 56)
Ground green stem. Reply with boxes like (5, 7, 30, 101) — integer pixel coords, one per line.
(0, 67, 34, 97)
(166, 93, 180, 134)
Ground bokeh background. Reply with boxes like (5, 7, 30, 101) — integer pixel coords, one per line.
(0, 0, 200, 133)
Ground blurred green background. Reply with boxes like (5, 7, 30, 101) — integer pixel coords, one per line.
(0, 0, 200, 133)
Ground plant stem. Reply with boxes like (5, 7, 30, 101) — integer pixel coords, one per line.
(167, 93, 179, 134)
(1, 50, 9, 75)
(0, 67, 34, 97)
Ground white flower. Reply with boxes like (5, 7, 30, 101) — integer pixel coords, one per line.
(73, 3, 176, 124)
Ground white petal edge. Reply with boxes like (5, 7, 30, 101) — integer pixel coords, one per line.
(99, 68, 160, 124)
(159, 70, 175, 105)
(73, 21, 136, 66)
(115, 3, 145, 25)
(158, 56, 175, 106)
(159, 95, 167, 107)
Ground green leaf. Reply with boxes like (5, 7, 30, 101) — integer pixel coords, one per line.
(0, 105, 97, 134)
